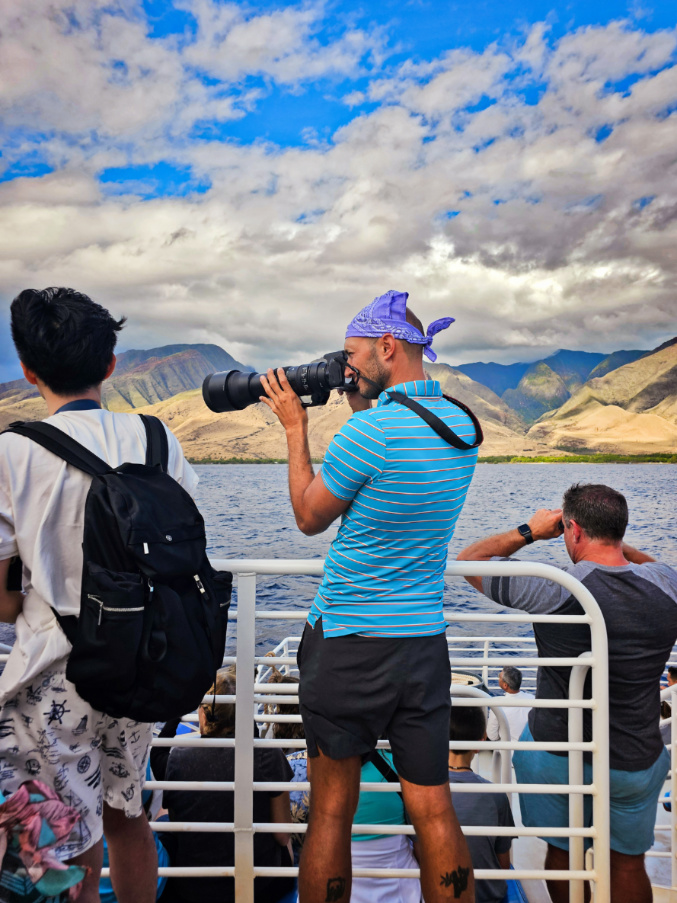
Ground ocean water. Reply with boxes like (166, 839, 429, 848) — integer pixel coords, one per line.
(194, 464, 677, 654)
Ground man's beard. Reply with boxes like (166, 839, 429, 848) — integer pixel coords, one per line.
(358, 350, 390, 399)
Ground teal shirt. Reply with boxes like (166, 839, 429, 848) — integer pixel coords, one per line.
(312, 380, 477, 638)
(353, 752, 407, 842)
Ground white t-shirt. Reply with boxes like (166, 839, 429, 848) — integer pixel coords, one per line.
(0, 408, 198, 704)
(487, 689, 535, 742)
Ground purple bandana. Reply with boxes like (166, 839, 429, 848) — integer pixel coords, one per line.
(345, 290, 454, 362)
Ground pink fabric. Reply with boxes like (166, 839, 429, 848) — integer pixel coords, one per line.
(0, 780, 85, 898)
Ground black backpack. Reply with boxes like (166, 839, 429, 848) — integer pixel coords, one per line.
(4, 415, 231, 723)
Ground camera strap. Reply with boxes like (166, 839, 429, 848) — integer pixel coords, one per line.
(387, 391, 483, 450)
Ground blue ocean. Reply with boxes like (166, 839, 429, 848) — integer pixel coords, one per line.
(194, 464, 677, 654)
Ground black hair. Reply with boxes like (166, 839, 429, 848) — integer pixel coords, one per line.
(501, 666, 522, 691)
(562, 483, 628, 543)
(10, 287, 125, 395)
(449, 705, 486, 753)
(668, 667, 677, 680)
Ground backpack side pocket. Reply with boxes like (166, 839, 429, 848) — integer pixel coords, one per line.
(66, 563, 146, 714)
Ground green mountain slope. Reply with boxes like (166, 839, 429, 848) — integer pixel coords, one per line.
(502, 363, 570, 424)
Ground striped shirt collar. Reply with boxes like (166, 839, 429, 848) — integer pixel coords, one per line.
(377, 379, 442, 406)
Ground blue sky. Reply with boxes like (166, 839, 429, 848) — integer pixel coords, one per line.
(0, 0, 676, 379)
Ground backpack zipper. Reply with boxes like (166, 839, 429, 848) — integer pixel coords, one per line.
(87, 594, 145, 625)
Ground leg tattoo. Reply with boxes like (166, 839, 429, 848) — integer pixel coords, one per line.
(440, 866, 470, 897)
(325, 876, 347, 901)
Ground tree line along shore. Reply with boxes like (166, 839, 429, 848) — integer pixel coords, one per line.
(188, 453, 677, 465)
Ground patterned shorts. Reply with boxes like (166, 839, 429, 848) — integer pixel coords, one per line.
(0, 657, 152, 859)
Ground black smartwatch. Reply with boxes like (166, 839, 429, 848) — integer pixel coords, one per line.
(517, 523, 534, 544)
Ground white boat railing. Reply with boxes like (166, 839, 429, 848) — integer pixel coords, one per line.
(130, 558, 611, 903)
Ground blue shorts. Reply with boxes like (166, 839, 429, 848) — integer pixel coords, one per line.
(513, 724, 670, 855)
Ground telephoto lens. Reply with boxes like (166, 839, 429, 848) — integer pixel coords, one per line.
(202, 350, 352, 413)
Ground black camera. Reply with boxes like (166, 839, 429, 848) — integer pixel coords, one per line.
(202, 350, 355, 413)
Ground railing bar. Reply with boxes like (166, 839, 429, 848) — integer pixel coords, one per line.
(100, 868, 596, 880)
(147, 822, 595, 837)
(145, 781, 596, 794)
(256, 656, 592, 666)
(251, 868, 595, 880)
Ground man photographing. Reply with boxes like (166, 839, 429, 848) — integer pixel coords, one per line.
(260, 290, 480, 903)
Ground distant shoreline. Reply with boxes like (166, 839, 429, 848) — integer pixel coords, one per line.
(189, 453, 677, 465)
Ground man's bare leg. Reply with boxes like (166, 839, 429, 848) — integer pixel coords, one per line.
(400, 775, 474, 902)
(298, 750, 361, 903)
(609, 850, 652, 903)
(103, 802, 157, 903)
(544, 844, 591, 903)
(67, 838, 103, 903)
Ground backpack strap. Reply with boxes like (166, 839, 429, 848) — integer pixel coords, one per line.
(367, 749, 403, 799)
(386, 392, 483, 450)
(139, 415, 169, 472)
(3, 421, 110, 476)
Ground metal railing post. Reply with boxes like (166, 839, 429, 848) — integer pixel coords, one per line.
(568, 653, 592, 903)
(482, 639, 490, 687)
(672, 684, 677, 891)
(234, 573, 257, 903)
(588, 599, 611, 903)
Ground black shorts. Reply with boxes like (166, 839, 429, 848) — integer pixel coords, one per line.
(297, 617, 451, 786)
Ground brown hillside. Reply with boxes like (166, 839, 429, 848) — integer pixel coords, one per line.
(528, 342, 677, 452)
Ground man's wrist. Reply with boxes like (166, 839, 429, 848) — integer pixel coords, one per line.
(517, 523, 534, 545)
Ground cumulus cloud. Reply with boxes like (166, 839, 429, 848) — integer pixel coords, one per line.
(0, 5, 676, 379)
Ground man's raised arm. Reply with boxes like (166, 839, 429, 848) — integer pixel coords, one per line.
(260, 368, 350, 536)
(457, 509, 564, 591)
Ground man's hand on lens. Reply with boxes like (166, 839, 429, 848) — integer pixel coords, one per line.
(337, 388, 372, 413)
(260, 368, 308, 433)
(528, 508, 564, 541)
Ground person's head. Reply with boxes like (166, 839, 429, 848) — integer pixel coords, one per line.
(267, 672, 305, 742)
(10, 287, 125, 397)
(561, 483, 628, 561)
(343, 290, 454, 399)
(449, 705, 487, 755)
(199, 666, 237, 738)
(499, 666, 522, 694)
(667, 667, 677, 687)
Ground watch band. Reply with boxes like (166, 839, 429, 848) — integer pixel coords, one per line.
(517, 523, 534, 544)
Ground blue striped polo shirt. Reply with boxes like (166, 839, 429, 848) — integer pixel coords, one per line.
(309, 379, 478, 638)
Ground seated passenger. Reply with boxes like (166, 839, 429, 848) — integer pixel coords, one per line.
(448, 706, 514, 903)
(486, 666, 534, 745)
(150, 667, 296, 903)
(349, 749, 421, 903)
(266, 669, 309, 865)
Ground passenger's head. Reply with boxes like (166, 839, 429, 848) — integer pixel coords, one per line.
(343, 291, 452, 398)
(668, 667, 677, 687)
(499, 666, 522, 693)
(268, 672, 305, 742)
(449, 705, 487, 754)
(10, 287, 125, 396)
(199, 666, 237, 738)
(561, 483, 628, 547)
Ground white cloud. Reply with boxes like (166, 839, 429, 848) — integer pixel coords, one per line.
(0, 12, 676, 374)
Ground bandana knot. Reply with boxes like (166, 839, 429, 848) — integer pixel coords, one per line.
(345, 290, 454, 362)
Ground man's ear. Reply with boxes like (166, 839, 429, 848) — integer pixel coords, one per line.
(20, 362, 38, 386)
(104, 354, 116, 381)
(380, 334, 396, 361)
(570, 519, 584, 544)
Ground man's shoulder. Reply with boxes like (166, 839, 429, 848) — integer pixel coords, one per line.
(449, 771, 489, 784)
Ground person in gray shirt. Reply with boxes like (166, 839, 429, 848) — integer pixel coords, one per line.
(458, 482, 677, 903)
(448, 705, 514, 903)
